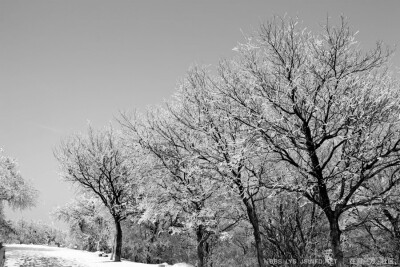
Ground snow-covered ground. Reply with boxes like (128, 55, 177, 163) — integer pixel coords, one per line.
(5, 244, 193, 267)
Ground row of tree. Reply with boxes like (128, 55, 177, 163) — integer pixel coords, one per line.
(2, 219, 65, 246)
(54, 17, 400, 267)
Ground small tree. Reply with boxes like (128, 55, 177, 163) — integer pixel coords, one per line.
(0, 149, 37, 210)
(54, 125, 139, 261)
(345, 182, 400, 262)
(53, 194, 112, 251)
(0, 148, 38, 240)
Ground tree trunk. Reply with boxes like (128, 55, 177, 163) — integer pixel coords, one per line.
(383, 209, 400, 264)
(96, 240, 101, 252)
(113, 218, 123, 262)
(110, 236, 115, 260)
(328, 214, 344, 267)
(146, 221, 159, 264)
(196, 225, 207, 267)
(233, 173, 265, 267)
(244, 199, 265, 267)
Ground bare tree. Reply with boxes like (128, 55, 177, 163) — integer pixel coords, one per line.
(217, 16, 400, 266)
(54, 125, 139, 261)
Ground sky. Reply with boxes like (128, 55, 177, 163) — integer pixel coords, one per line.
(1, 0, 400, 226)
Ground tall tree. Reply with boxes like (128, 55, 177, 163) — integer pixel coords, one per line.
(217, 16, 400, 266)
(164, 67, 272, 267)
(121, 110, 241, 267)
(54, 126, 139, 261)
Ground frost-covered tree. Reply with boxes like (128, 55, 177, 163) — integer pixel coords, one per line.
(0, 149, 37, 238)
(121, 111, 241, 267)
(10, 220, 65, 246)
(344, 180, 400, 262)
(217, 16, 400, 266)
(53, 194, 112, 251)
(0, 149, 37, 210)
(162, 67, 273, 267)
(54, 125, 140, 261)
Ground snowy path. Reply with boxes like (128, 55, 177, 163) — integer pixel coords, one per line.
(4, 244, 167, 267)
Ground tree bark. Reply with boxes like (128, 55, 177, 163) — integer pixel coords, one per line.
(328, 213, 344, 267)
(244, 199, 265, 267)
(113, 218, 123, 262)
(110, 236, 115, 260)
(233, 172, 265, 267)
(303, 122, 344, 266)
(196, 225, 207, 267)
